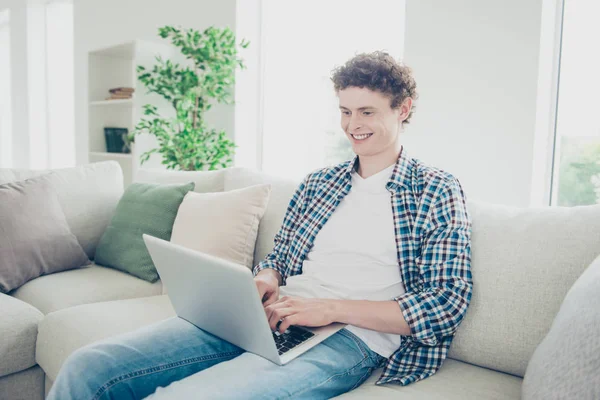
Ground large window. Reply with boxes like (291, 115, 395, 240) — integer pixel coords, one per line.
(0, 1, 73, 169)
(29, 0, 75, 168)
(45, 0, 75, 168)
(0, 9, 11, 168)
(259, 0, 406, 180)
(551, 0, 600, 206)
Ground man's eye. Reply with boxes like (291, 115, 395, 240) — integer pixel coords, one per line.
(341, 111, 351, 116)
(363, 111, 373, 116)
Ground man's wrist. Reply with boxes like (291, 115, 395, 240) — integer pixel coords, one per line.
(256, 268, 282, 286)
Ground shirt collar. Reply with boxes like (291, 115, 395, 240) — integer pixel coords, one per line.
(342, 145, 412, 193)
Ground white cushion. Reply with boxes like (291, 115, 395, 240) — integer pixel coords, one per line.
(449, 201, 600, 377)
(224, 167, 301, 267)
(0, 161, 124, 259)
(171, 184, 271, 270)
(36, 295, 175, 382)
(522, 254, 600, 399)
(0, 295, 43, 377)
(11, 264, 162, 314)
(334, 359, 522, 400)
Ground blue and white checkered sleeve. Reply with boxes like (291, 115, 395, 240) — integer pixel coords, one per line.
(394, 177, 473, 346)
(252, 177, 307, 285)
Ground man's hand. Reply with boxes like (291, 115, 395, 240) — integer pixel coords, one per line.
(254, 269, 281, 307)
(265, 296, 335, 334)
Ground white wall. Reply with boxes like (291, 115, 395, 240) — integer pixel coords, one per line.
(73, 0, 237, 165)
(402, 0, 545, 207)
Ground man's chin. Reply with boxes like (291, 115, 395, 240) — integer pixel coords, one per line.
(351, 148, 372, 157)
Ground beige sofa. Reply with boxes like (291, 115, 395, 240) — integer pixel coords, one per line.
(1, 161, 599, 400)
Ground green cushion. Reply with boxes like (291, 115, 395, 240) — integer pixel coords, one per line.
(94, 182, 195, 282)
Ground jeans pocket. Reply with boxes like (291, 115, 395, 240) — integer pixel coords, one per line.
(338, 329, 372, 360)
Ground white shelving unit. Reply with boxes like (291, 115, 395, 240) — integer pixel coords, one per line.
(89, 99, 134, 107)
(87, 40, 175, 187)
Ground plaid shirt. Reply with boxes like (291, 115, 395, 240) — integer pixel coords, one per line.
(253, 146, 473, 386)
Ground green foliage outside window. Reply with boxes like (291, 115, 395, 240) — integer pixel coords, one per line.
(557, 137, 600, 206)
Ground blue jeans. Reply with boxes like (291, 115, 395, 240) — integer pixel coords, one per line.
(48, 317, 386, 400)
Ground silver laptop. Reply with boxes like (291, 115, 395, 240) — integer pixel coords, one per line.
(143, 234, 346, 365)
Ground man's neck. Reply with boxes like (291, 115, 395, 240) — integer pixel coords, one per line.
(356, 146, 402, 179)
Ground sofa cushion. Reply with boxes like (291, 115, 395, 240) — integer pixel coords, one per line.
(0, 161, 124, 260)
(0, 294, 43, 377)
(0, 174, 91, 293)
(94, 182, 195, 282)
(335, 359, 522, 400)
(224, 168, 301, 267)
(171, 184, 272, 271)
(448, 202, 600, 377)
(135, 167, 298, 269)
(11, 264, 162, 314)
(36, 295, 175, 382)
(522, 253, 600, 399)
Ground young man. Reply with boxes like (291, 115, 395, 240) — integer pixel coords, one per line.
(49, 51, 472, 400)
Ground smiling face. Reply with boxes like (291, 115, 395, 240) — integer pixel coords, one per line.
(338, 86, 411, 161)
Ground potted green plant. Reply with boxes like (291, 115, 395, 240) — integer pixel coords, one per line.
(127, 25, 249, 171)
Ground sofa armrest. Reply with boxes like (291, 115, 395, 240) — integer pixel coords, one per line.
(0, 294, 43, 377)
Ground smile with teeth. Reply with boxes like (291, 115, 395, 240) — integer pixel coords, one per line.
(351, 133, 373, 140)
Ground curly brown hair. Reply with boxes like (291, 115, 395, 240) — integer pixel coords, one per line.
(330, 51, 418, 123)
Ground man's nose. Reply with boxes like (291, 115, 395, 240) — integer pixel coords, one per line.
(348, 114, 362, 132)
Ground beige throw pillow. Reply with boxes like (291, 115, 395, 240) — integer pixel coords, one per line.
(166, 184, 272, 294)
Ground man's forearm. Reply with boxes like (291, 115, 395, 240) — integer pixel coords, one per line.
(330, 299, 411, 336)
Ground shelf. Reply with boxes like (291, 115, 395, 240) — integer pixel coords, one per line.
(89, 99, 133, 106)
(88, 40, 176, 188)
(90, 151, 132, 160)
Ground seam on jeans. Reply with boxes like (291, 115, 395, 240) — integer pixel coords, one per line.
(337, 329, 370, 359)
(348, 367, 375, 392)
(91, 350, 243, 400)
(286, 350, 370, 399)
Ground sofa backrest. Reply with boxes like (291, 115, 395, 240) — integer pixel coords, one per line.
(0, 161, 124, 259)
(450, 200, 600, 377)
(135, 168, 227, 193)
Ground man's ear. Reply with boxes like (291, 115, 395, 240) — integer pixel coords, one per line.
(397, 97, 413, 123)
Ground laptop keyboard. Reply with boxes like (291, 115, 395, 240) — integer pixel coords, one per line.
(272, 325, 315, 355)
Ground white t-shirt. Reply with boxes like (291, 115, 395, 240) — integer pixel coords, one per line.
(279, 163, 405, 358)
